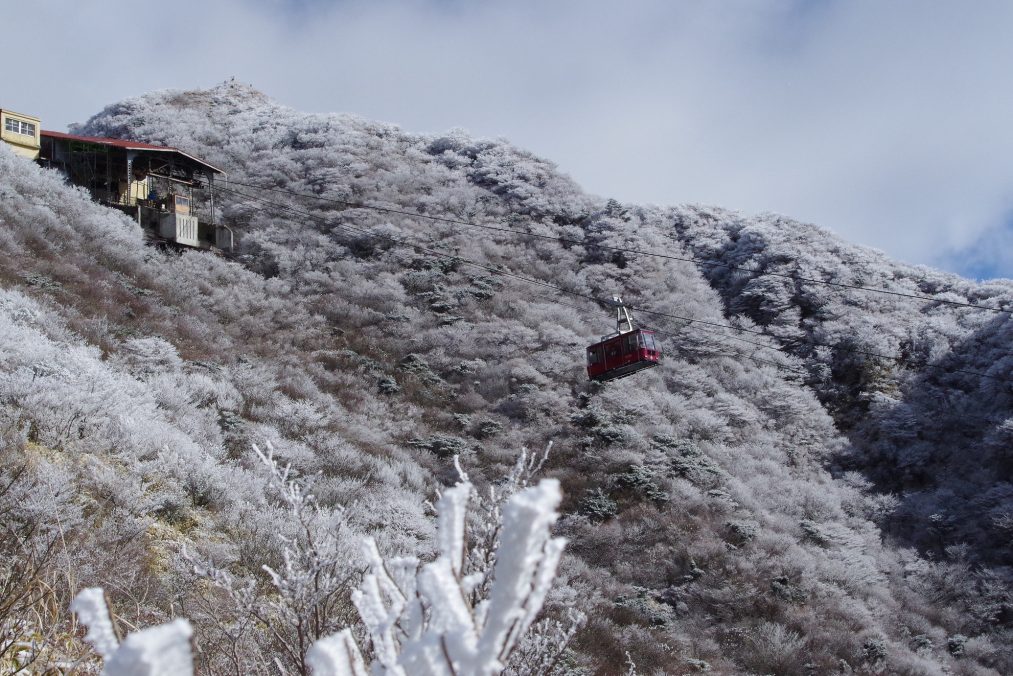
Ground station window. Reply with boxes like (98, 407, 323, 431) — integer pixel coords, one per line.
(4, 117, 36, 136)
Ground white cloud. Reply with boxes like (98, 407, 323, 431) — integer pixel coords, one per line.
(7, 0, 1012, 278)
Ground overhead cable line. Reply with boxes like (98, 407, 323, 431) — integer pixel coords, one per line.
(219, 183, 805, 343)
(219, 184, 815, 374)
(542, 293, 809, 374)
(533, 293, 810, 377)
(222, 178, 1010, 314)
(642, 323, 809, 377)
(544, 295, 1003, 426)
(216, 184, 1010, 383)
(217, 184, 1009, 383)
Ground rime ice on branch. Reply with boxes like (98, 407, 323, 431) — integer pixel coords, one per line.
(70, 588, 120, 661)
(69, 458, 569, 676)
(313, 476, 566, 676)
(72, 587, 194, 676)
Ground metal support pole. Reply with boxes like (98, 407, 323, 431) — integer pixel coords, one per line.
(126, 151, 134, 206)
(104, 148, 111, 203)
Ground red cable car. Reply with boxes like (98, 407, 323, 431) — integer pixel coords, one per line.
(586, 297, 661, 382)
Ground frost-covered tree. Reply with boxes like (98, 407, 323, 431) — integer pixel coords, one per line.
(71, 454, 571, 675)
(0, 79, 1010, 673)
(183, 442, 358, 675)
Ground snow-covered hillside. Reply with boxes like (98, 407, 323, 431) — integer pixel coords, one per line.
(1, 82, 1010, 674)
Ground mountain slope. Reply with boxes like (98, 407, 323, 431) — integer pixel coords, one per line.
(671, 208, 1013, 568)
(0, 82, 1009, 673)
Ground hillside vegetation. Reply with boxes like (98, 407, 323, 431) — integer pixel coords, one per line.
(0, 81, 1010, 674)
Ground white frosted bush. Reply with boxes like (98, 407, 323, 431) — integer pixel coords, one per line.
(309, 468, 569, 675)
(71, 452, 571, 675)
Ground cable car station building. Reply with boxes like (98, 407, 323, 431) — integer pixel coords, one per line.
(37, 130, 233, 251)
(1, 109, 42, 160)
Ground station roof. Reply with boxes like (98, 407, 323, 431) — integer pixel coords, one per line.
(41, 130, 224, 174)
(0, 109, 41, 122)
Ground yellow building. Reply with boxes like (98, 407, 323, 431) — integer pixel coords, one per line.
(0, 108, 41, 160)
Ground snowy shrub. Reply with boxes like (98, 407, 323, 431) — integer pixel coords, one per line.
(569, 406, 637, 446)
(614, 587, 675, 627)
(377, 376, 401, 394)
(614, 465, 669, 504)
(72, 451, 573, 676)
(770, 575, 807, 604)
(475, 418, 504, 439)
(397, 354, 444, 386)
(724, 520, 759, 544)
(467, 276, 499, 300)
(655, 436, 726, 488)
(799, 519, 834, 546)
(0, 442, 82, 672)
(23, 272, 62, 292)
(741, 621, 808, 675)
(685, 657, 711, 672)
(579, 488, 619, 522)
(408, 434, 472, 459)
(862, 637, 887, 664)
(947, 634, 968, 657)
(185, 443, 357, 675)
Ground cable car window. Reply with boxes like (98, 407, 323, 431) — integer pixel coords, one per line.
(640, 332, 656, 350)
(587, 347, 601, 364)
(624, 333, 637, 353)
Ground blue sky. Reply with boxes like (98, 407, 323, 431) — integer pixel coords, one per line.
(6, 0, 1012, 280)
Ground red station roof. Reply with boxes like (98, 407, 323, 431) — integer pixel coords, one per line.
(41, 130, 224, 174)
